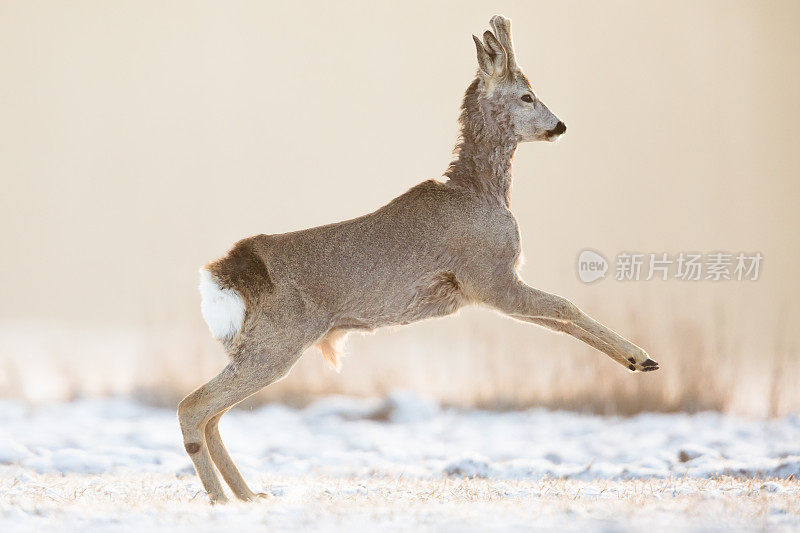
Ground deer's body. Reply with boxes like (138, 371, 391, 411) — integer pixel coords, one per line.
(205, 178, 514, 362)
(179, 16, 658, 503)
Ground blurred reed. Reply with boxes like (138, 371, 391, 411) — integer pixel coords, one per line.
(0, 301, 796, 416)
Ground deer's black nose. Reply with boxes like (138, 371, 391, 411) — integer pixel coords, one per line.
(551, 121, 566, 135)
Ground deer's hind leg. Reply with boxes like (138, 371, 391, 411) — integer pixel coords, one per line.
(178, 342, 306, 503)
(204, 408, 265, 501)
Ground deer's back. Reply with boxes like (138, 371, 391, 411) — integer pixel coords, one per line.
(206, 179, 520, 329)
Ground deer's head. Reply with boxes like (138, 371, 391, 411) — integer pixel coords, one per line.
(472, 15, 565, 143)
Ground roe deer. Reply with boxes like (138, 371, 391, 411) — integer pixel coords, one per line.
(179, 15, 658, 503)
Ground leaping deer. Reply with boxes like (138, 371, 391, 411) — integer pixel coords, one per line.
(179, 15, 658, 503)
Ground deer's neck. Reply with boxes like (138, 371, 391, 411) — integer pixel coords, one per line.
(444, 78, 518, 207)
(446, 135, 517, 207)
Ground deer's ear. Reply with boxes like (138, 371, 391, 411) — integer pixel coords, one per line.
(473, 34, 494, 77)
(482, 31, 508, 78)
(489, 15, 517, 70)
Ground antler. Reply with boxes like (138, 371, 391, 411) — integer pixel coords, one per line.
(489, 15, 516, 70)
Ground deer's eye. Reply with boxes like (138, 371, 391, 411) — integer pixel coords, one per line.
(521, 94, 534, 103)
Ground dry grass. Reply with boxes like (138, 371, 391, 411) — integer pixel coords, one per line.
(1, 472, 798, 531)
(0, 299, 797, 416)
(130, 305, 800, 416)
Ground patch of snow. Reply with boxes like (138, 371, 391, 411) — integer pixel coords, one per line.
(761, 481, 784, 493)
(0, 395, 798, 483)
(1, 393, 799, 531)
(444, 454, 494, 478)
(0, 439, 29, 465)
(382, 390, 439, 423)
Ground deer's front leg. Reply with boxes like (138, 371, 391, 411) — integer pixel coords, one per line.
(481, 279, 658, 372)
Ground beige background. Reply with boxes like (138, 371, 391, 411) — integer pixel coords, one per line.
(1, 1, 798, 412)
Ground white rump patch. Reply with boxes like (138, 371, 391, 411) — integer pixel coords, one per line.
(199, 268, 245, 342)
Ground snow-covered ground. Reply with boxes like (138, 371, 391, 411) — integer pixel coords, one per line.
(1, 393, 799, 531)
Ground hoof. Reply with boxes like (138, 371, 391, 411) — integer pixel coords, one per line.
(639, 359, 660, 372)
(626, 357, 660, 372)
